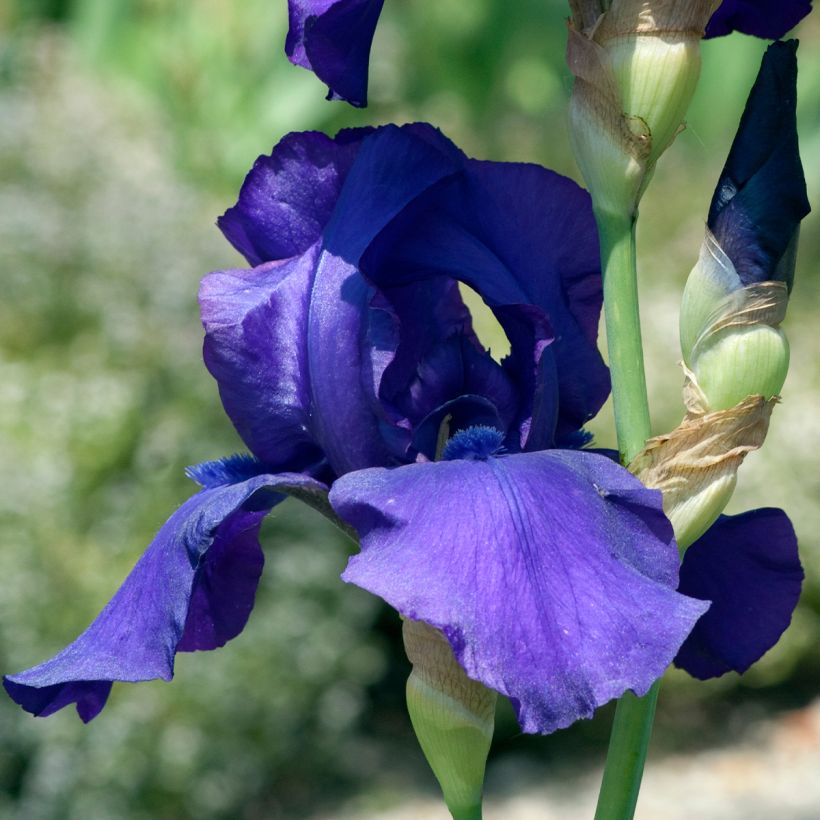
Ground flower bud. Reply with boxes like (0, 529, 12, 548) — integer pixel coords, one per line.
(403, 618, 496, 820)
(567, 0, 719, 218)
(680, 41, 808, 413)
(638, 41, 810, 545)
(681, 234, 791, 411)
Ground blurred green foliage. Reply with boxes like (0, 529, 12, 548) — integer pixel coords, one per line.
(1, 1, 819, 818)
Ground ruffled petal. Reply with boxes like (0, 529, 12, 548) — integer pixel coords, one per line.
(708, 41, 810, 288)
(360, 159, 608, 440)
(205, 125, 464, 476)
(4, 466, 328, 722)
(285, 0, 385, 107)
(674, 508, 803, 679)
(218, 130, 365, 266)
(331, 450, 708, 734)
(705, 0, 811, 39)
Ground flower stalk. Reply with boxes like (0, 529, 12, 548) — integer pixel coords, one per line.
(593, 210, 657, 819)
(597, 213, 650, 464)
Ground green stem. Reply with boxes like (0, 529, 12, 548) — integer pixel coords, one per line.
(594, 683, 660, 820)
(597, 212, 651, 465)
(593, 210, 658, 820)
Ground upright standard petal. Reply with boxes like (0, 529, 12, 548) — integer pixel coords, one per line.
(331, 449, 708, 734)
(303, 125, 463, 474)
(205, 125, 465, 476)
(708, 41, 810, 288)
(218, 130, 365, 266)
(4, 465, 328, 722)
(674, 508, 803, 679)
(285, 0, 385, 107)
(360, 159, 608, 442)
(705, 0, 811, 39)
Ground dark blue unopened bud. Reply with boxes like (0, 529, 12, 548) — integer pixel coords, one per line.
(707, 40, 810, 291)
(680, 41, 810, 412)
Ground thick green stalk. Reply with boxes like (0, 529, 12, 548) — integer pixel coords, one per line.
(597, 213, 651, 465)
(594, 683, 660, 820)
(593, 210, 657, 820)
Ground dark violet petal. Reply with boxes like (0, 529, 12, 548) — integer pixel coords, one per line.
(2, 680, 112, 725)
(674, 508, 803, 679)
(305, 251, 396, 473)
(285, 0, 385, 107)
(360, 158, 608, 440)
(366, 272, 521, 459)
(176, 510, 266, 652)
(4, 471, 328, 721)
(332, 451, 707, 734)
(323, 124, 461, 262)
(202, 245, 393, 475)
(201, 252, 324, 470)
(708, 41, 810, 288)
(218, 130, 365, 266)
(705, 0, 811, 39)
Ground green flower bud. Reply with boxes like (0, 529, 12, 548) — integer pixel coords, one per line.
(681, 232, 791, 412)
(693, 325, 789, 412)
(567, 0, 719, 218)
(403, 618, 496, 820)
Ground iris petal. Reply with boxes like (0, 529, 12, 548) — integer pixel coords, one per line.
(675, 508, 803, 679)
(331, 451, 708, 734)
(201, 253, 324, 470)
(360, 159, 608, 440)
(708, 41, 810, 287)
(218, 129, 365, 266)
(705, 0, 811, 39)
(4, 470, 328, 721)
(286, 0, 385, 107)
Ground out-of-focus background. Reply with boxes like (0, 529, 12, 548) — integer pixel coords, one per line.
(0, 2, 818, 818)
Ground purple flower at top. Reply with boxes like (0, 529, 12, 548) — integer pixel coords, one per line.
(705, 0, 812, 39)
(286, 0, 384, 106)
(3, 121, 801, 732)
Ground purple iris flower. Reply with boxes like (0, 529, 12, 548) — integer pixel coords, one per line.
(286, 0, 384, 106)
(4, 118, 800, 732)
(705, 0, 812, 39)
(4, 122, 708, 732)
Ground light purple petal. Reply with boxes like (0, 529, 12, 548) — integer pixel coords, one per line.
(201, 252, 324, 470)
(331, 451, 708, 734)
(675, 508, 803, 679)
(705, 0, 811, 39)
(286, 0, 385, 107)
(4, 470, 327, 722)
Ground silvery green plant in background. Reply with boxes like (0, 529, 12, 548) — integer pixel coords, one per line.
(3, 2, 814, 819)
